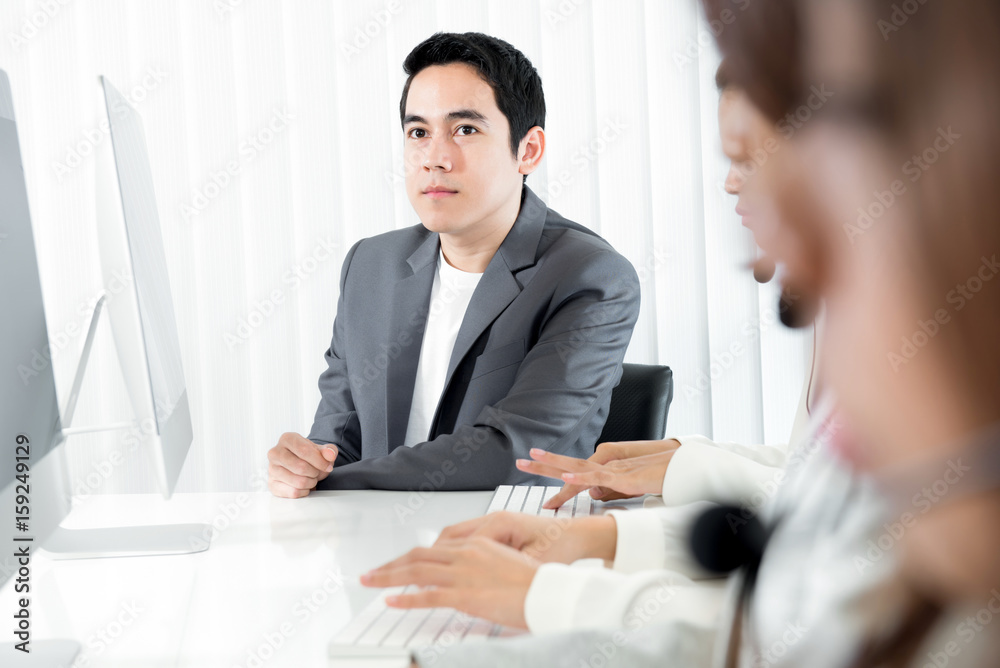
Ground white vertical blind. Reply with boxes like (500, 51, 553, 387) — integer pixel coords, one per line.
(0, 0, 809, 493)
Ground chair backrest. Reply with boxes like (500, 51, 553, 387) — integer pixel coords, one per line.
(596, 363, 673, 446)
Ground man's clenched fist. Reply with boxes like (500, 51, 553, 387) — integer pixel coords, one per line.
(267, 432, 339, 498)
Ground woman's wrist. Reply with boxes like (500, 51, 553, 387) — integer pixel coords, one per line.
(575, 515, 618, 562)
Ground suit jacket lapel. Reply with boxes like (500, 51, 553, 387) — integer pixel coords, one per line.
(440, 187, 549, 400)
(385, 231, 439, 452)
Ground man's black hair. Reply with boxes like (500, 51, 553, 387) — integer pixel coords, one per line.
(399, 32, 546, 160)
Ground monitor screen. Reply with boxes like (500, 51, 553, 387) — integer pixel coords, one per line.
(0, 70, 71, 590)
(0, 87, 62, 491)
(101, 78, 186, 429)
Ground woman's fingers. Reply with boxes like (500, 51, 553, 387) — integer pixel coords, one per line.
(515, 458, 570, 480)
(362, 561, 456, 588)
(561, 468, 617, 489)
(528, 448, 600, 473)
(543, 483, 588, 509)
(386, 587, 453, 610)
(365, 546, 455, 575)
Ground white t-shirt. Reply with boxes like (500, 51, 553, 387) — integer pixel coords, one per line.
(402, 250, 483, 448)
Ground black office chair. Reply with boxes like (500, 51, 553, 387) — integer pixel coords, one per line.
(596, 363, 673, 446)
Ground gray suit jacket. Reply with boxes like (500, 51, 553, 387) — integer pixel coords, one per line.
(310, 187, 640, 490)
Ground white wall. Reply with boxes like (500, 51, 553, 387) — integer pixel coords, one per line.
(0, 0, 810, 494)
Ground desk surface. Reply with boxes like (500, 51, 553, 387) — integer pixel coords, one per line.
(2, 490, 495, 667)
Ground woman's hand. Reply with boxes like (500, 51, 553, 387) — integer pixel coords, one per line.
(434, 510, 617, 563)
(361, 536, 539, 629)
(516, 439, 681, 509)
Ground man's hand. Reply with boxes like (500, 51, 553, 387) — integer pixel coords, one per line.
(266, 432, 339, 498)
(361, 536, 539, 629)
(434, 511, 617, 564)
(515, 439, 681, 509)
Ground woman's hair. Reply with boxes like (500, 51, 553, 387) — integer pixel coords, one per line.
(863, 0, 1000, 419)
(701, 0, 804, 122)
(701, 0, 1000, 664)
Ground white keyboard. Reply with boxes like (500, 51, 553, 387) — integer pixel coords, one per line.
(328, 485, 593, 663)
(328, 585, 523, 662)
(487, 484, 594, 517)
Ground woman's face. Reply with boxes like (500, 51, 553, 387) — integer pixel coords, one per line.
(718, 88, 825, 312)
(768, 0, 1000, 600)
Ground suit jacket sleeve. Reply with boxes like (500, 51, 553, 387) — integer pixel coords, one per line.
(306, 240, 363, 464)
(319, 248, 641, 490)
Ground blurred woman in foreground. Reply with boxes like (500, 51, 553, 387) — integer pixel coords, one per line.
(718, 0, 1000, 663)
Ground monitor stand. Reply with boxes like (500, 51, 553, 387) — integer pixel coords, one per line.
(42, 294, 211, 560)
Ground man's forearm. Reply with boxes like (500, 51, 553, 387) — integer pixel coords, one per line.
(317, 424, 515, 491)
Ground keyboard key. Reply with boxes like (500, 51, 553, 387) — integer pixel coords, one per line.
(406, 608, 458, 647)
(522, 486, 545, 514)
(486, 485, 513, 513)
(382, 607, 433, 647)
(462, 618, 495, 642)
(505, 485, 529, 513)
(332, 587, 401, 644)
(356, 605, 408, 646)
(539, 487, 560, 517)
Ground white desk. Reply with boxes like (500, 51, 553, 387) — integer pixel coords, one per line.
(1, 490, 495, 667)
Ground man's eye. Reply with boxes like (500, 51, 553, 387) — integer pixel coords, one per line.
(456, 125, 478, 136)
(408, 128, 427, 139)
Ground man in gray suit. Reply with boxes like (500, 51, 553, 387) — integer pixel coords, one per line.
(267, 32, 639, 496)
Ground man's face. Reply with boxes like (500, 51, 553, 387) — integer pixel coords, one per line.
(402, 63, 526, 237)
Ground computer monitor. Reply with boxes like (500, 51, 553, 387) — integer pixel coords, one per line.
(0, 69, 208, 570)
(0, 67, 83, 665)
(93, 75, 193, 498)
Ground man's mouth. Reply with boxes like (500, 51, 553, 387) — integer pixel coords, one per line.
(424, 186, 458, 199)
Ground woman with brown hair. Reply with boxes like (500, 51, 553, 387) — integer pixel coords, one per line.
(710, 0, 1000, 665)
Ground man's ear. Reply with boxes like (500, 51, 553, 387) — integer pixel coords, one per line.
(517, 126, 546, 177)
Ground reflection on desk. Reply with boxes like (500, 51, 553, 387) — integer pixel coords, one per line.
(0, 490, 494, 667)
